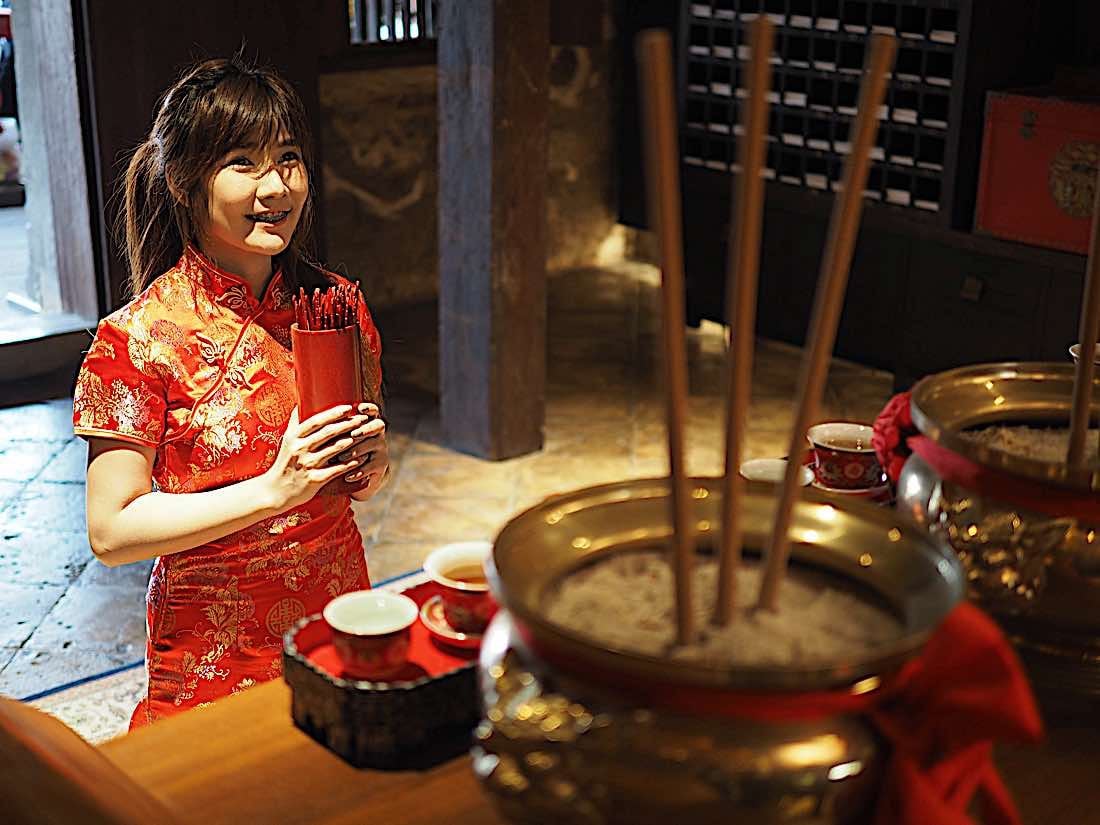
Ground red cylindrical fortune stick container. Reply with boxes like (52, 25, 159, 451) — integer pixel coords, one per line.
(290, 321, 368, 496)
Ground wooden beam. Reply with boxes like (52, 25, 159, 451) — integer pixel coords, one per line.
(437, 0, 549, 459)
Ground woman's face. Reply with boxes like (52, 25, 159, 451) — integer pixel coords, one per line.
(198, 136, 308, 276)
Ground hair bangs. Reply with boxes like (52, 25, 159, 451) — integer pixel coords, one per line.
(198, 72, 311, 169)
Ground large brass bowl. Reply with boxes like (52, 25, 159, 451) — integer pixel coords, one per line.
(909, 361, 1100, 491)
(472, 477, 964, 824)
(899, 362, 1100, 706)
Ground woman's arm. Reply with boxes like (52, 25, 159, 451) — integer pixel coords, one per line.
(85, 404, 375, 567)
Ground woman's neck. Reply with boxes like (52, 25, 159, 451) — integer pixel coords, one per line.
(196, 240, 274, 297)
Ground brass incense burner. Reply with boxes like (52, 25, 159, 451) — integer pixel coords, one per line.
(472, 478, 963, 824)
(899, 362, 1100, 706)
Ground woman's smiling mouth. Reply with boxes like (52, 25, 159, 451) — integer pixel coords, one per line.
(246, 210, 290, 225)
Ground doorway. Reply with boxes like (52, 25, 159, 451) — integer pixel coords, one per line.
(0, 0, 98, 385)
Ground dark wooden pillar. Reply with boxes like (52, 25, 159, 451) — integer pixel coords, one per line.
(437, 0, 549, 460)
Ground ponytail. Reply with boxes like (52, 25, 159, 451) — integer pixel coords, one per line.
(120, 139, 185, 299)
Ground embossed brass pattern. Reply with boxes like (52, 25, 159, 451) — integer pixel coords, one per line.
(474, 613, 883, 825)
(474, 480, 964, 823)
(926, 478, 1076, 614)
(901, 455, 1100, 699)
(910, 362, 1100, 491)
(901, 367, 1100, 700)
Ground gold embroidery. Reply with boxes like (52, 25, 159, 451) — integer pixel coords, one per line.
(80, 249, 380, 721)
(265, 597, 306, 637)
(219, 283, 250, 310)
(231, 677, 257, 694)
(85, 336, 116, 361)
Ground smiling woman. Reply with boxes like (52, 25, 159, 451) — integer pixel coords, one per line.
(71, 57, 389, 729)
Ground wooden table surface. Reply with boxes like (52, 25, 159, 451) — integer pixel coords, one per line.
(100, 679, 1100, 825)
(99, 681, 503, 825)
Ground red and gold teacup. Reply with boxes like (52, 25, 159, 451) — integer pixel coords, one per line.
(322, 590, 418, 680)
(423, 541, 497, 635)
(807, 422, 885, 490)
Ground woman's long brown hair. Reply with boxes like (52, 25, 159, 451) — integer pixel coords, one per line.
(119, 56, 329, 298)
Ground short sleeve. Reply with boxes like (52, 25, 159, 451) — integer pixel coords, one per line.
(73, 317, 168, 448)
(357, 298, 383, 405)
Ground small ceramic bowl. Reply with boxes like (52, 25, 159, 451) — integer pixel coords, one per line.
(739, 457, 813, 487)
(807, 422, 885, 490)
(423, 541, 497, 635)
(1069, 343, 1100, 365)
(812, 479, 893, 504)
(322, 590, 418, 680)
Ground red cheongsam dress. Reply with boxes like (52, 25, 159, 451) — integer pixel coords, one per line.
(72, 246, 382, 728)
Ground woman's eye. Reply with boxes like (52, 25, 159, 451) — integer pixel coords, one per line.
(228, 156, 253, 168)
(280, 151, 301, 164)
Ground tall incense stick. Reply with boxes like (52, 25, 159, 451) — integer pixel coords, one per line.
(636, 29, 695, 645)
(757, 35, 897, 611)
(716, 17, 775, 626)
(1067, 164, 1100, 468)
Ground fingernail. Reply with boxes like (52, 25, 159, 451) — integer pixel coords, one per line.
(347, 470, 364, 481)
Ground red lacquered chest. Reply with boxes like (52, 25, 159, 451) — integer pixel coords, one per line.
(976, 88, 1100, 255)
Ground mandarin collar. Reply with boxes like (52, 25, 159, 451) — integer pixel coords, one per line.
(180, 245, 288, 311)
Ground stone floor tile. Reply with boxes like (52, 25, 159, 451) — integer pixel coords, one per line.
(351, 488, 395, 545)
(0, 582, 65, 648)
(743, 429, 797, 460)
(627, 456, 668, 479)
(0, 398, 74, 442)
(37, 438, 88, 483)
(378, 494, 515, 543)
(368, 541, 441, 584)
(0, 528, 93, 586)
(518, 454, 635, 500)
(391, 451, 521, 500)
(75, 557, 153, 592)
(0, 481, 87, 534)
(0, 646, 134, 700)
(545, 394, 632, 426)
(542, 424, 632, 455)
(549, 335, 634, 365)
(0, 439, 66, 482)
(0, 479, 24, 511)
(21, 584, 146, 661)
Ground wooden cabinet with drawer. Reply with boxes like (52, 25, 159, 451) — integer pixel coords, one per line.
(898, 244, 1049, 384)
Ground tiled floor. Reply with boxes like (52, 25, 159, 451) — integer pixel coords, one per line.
(0, 261, 892, 698)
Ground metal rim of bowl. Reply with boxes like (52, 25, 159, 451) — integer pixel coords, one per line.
(910, 361, 1100, 492)
(489, 477, 964, 692)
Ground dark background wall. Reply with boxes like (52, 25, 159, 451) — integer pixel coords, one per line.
(76, 0, 620, 314)
(77, 0, 347, 311)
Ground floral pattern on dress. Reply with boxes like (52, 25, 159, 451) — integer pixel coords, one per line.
(73, 246, 382, 728)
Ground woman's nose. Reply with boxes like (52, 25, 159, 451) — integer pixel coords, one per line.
(256, 165, 290, 199)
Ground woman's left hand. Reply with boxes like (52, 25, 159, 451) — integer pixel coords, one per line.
(340, 416, 390, 501)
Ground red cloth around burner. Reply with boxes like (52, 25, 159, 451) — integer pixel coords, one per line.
(304, 581, 477, 680)
(528, 603, 1042, 825)
(873, 391, 917, 484)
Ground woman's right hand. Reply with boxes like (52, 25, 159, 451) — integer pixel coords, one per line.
(262, 404, 368, 511)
